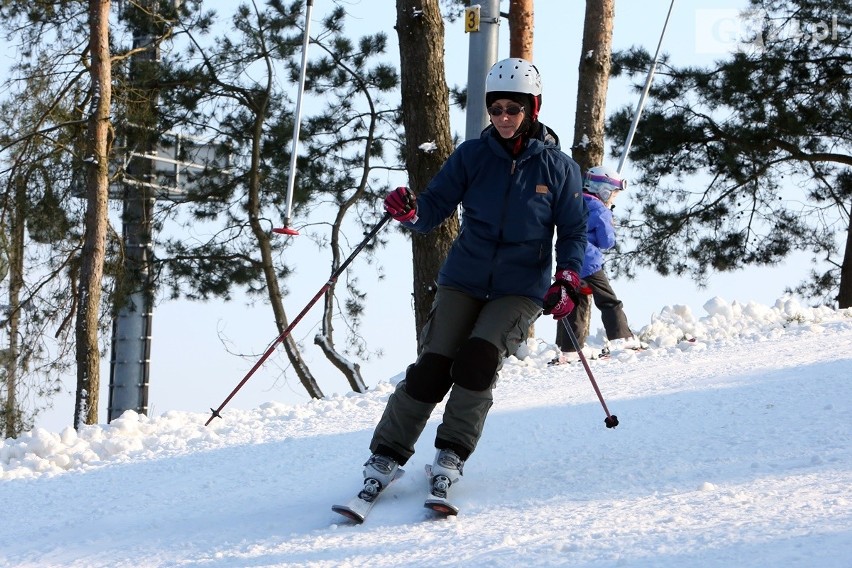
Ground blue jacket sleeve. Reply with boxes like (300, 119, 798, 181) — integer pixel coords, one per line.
(590, 203, 616, 251)
(402, 144, 471, 233)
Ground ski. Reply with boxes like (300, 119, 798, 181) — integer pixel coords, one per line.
(600, 346, 645, 358)
(547, 356, 571, 366)
(423, 464, 459, 516)
(548, 351, 608, 366)
(549, 344, 647, 366)
(331, 468, 405, 524)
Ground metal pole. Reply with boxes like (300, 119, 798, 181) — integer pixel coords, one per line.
(279, 0, 315, 235)
(616, 0, 676, 174)
(464, 0, 500, 141)
(108, 2, 160, 422)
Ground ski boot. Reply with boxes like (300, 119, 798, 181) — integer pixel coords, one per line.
(332, 454, 402, 523)
(425, 448, 464, 515)
(360, 453, 399, 501)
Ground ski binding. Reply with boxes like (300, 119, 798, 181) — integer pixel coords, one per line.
(331, 468, 404, 523)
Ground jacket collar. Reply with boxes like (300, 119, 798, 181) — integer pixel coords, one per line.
(482, 121, 561, 159)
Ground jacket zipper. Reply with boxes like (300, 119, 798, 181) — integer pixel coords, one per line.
(486, 158, 518, 299)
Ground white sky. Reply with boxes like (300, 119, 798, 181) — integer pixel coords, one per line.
(5, 0, 832, 432)
(2, 297, 851, 566)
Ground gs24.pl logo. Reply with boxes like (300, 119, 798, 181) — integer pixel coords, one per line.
(695, 8, 842, 54)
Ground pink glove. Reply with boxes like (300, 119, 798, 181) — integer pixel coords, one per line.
(384, 186, 417, 223)
(543, 269, 581, 319)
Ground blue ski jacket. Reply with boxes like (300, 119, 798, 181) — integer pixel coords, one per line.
(581, 193, 617, 279)
(403, 123, 587, 306)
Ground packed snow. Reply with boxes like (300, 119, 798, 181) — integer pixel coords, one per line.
(1, 296, 851, 568)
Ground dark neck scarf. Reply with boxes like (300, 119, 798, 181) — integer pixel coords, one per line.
(492, 120, 540, 158)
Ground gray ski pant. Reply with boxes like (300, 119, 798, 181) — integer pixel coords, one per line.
(370, 286, 541, 464)
(555, 268, 632, 351)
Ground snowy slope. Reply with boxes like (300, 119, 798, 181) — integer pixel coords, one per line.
(1, 297, 851, 568)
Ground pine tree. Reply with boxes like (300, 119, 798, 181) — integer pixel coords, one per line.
(0, 0, 116, 431)
(607, 0, 852, 308)
(156, 3, 403, 396)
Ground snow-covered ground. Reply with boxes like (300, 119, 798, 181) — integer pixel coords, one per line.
(1, 297, 851, 568)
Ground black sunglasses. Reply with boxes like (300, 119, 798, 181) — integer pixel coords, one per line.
(487, 105, 525, 117)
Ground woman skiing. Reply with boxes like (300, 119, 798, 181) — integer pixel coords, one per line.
(336, 58, 587, 520)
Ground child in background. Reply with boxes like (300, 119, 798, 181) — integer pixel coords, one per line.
(552, 165, 644, 365)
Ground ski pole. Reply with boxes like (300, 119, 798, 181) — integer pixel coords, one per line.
(559, 318, 619, 428)
(274, 0, 315, 237)
(205, 212, 393, 426)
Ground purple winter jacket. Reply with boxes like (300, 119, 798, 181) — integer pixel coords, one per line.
(580, 193, 616, 279)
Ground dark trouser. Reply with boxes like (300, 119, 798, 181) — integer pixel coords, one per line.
(555, 269, 631, 352)
(370, 286, 541, 465)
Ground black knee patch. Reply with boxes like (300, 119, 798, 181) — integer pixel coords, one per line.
(451, 338, 500, 391)
(403, 353, 454, 403)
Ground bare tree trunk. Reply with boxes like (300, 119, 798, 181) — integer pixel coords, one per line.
(571, 0, 614, 173)
(244, 92, 324, 399)
(316, 192, 368, 394)
(74, 0, 113, 429)
(508, 0, 538, 340)
(396, 0, 457, 338)
(509, 0, 534, 60)
(2, 176, 25, 437)
(254, 223, 324, 399)
(564, 0, 615, 347)
(839, 210, 852, 309)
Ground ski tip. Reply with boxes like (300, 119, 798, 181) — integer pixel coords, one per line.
(331, 505, 365, 524)
(424, 501, 459, 516)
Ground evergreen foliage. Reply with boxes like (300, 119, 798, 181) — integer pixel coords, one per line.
(154, 1, 402, 389)
(607, 0, 852, 307)
(0, 0, 402, 423)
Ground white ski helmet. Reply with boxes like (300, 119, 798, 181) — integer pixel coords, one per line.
(583, 165, 627, 204)
(485, 58, 542, 120)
